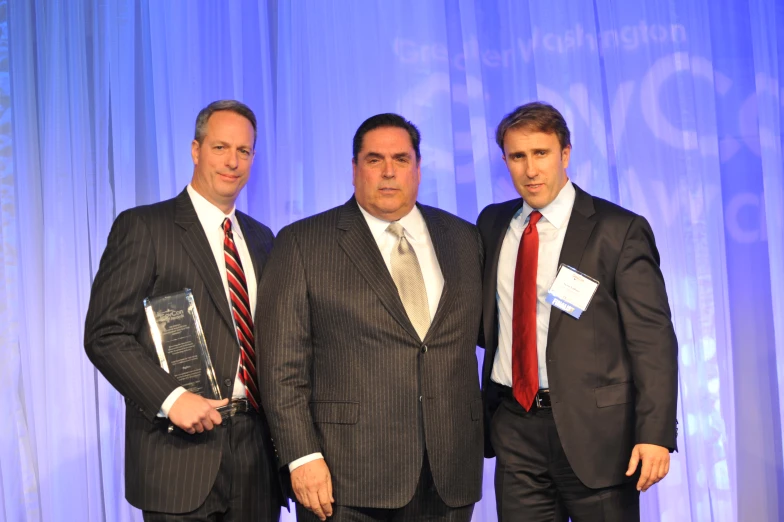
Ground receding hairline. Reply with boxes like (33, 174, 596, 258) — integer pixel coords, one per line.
(198, 110, 256, 147)
(194, 100, 258, 147)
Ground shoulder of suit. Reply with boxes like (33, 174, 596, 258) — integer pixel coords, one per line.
(235, 209, 274, 237)
(277, 205, 343, 237)
(477, 198, 520, 224)
(418, 203, 477, 231)
(115, 195, 178, 223)
(582, 191, 641, 223)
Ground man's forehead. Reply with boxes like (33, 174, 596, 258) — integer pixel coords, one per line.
(204, 116, 254, 140)
(504, 128, 562, 146)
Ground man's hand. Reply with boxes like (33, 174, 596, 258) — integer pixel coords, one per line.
(291, 458, 334, 521)
(626, 443, 670, 492)
(168, 391, 228, 434)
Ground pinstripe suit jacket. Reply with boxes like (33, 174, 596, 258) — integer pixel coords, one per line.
(257, 197, 484, 509)
(84, 189, 281, 513)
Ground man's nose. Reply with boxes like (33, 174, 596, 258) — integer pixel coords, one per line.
(523, 157, 537, 177)
(225, 150, 239, 169)
(382, 160, 394, 178)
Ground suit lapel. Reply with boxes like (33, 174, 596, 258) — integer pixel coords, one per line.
(546, 184, 596, 343)
(236, 211, 268, 286)
(419, 204, 457, 342)
(337, 197, 421, 341)
(483, 199, 523, 348)
(174, 190, 235, 332)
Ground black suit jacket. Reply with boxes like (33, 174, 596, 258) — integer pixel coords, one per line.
(258, 197, 484, 509)
(478, 184, 678, 489)
(84, 189, 283, 513)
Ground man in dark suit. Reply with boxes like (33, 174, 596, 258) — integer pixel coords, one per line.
(258, 113, 484, 522)
(478, 102, 678, 521)
(84, 100, 283, 521)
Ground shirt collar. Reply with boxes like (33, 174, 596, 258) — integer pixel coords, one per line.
(517, 179, 575, 229)
(187, 184, 243, 240)
(357, 202, 426, 242)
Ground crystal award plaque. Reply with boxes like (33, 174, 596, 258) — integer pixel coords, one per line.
(144, 289, 225, 409)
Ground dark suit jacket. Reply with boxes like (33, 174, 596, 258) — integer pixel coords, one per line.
(84, 189, 282, 513)
(257, 197, 484, 509)
(478, 184, 678, 489)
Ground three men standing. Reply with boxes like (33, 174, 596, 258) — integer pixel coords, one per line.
(85, 98, 677, 522)
(258, 114, 484, 522)
(85, 100, 283, 521)
(479, 102, 678, 521)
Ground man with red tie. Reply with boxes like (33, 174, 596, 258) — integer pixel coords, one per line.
(477, 102, 678, 521)
(85, 100, 283, 521)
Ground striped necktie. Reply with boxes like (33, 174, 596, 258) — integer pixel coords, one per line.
(222, 218, 260, 411)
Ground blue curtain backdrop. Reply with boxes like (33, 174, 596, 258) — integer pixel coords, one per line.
(1, 0, 782, 521)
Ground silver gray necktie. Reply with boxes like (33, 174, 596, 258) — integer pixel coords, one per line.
(387, 222, 430, 340)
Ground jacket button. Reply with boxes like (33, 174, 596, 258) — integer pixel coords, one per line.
(421, 345, 428, 354)
(224, 378, 232, 387)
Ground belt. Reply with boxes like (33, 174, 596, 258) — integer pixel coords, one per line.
(223, 398, 252, 416)
(496, 384, 552, 409)
(167, 398, 252, 433)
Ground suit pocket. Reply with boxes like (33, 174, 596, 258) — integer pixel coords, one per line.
(470, 398, 483, 421)
(594, 382, 634, 408)
(310, 401, 360, 424)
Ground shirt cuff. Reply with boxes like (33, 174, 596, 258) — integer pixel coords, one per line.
(158, 387, 188, 418)
(289, 452, 324, 472)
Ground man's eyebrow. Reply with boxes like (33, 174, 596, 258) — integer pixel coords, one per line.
(210, 139, 252, 149)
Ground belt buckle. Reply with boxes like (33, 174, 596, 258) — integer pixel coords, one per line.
(535, 390, 551, 409)
(217, 398, 248, 419)
(230, 398, 249, 415)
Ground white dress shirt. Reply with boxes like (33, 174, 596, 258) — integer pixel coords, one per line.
(288, 202, 445, 471)
(491, 180, 576, 389)
(159, 184, 257, 416)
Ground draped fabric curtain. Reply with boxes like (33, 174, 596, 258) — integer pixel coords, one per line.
(1, 1, 782, 521)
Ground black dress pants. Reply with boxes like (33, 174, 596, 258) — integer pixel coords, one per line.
(490, 395, 639, 522)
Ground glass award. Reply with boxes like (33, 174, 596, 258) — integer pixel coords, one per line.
(144, 289, 229, 419)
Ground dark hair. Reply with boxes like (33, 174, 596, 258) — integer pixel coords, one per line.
(194, 100, 258, 147)
(495, 102, 571, 152)
(352, 113, 421, 162)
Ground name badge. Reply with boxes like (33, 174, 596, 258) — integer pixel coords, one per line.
(545, 264, 599, 319)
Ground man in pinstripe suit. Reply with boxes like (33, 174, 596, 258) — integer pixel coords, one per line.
(85, 100, 283, 521)
(258, 113, 484, 522)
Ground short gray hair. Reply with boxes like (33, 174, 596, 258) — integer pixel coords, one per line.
(194, 100, 257, 147)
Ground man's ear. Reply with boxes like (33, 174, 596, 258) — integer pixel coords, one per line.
(191, 140, 200, 165)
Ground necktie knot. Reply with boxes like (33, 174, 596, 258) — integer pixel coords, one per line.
(222, 217, 233, 237)
(387, 221, 405, 239)
(527, 211, 542, 229)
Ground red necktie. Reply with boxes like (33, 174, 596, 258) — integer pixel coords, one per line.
(222, 218, 260, 411)
(512, 210, 542, 411)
